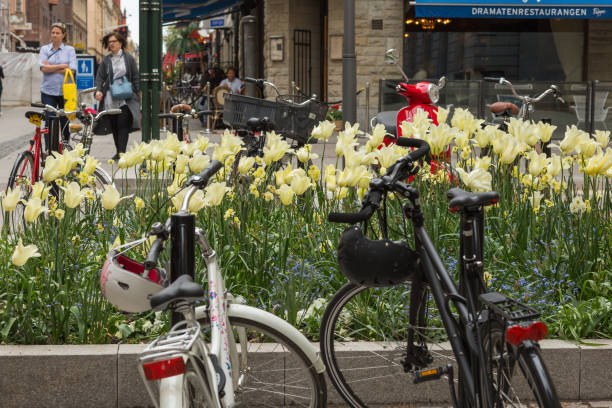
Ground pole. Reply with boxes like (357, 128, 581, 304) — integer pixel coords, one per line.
(140, 0, 151, 142)
(342, 0, 356, 125)
(365, 81, 370, 134)
(242, 15, 257, 97)
(151, 0, 161, 140)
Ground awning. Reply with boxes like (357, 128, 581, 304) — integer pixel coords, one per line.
(162, 0, 242, 22)
(412, 0, 612, 19)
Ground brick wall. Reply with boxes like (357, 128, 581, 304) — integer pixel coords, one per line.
(328, 0, 404, 125)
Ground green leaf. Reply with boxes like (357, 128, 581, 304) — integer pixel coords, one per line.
(1, 317, 17, 339)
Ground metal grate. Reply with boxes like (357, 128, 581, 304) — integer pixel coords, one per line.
(293, 29, 312, 96)
(372, 19, 383, 30)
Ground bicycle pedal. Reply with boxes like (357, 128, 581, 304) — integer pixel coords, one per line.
(412, 365, 451, 384)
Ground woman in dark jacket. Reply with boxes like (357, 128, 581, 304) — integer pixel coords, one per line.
(95, 31, 140, 160)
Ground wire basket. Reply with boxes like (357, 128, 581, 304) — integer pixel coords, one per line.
(276, 95, 327, 145)
(223, 94, 284, 130)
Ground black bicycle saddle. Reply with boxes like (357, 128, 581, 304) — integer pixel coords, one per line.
(149, 274, 204, 311)
(447, 188, 499, 211)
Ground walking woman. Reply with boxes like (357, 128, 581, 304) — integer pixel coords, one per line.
(94, 31, 140, 160)
(39, 22, 77, 147)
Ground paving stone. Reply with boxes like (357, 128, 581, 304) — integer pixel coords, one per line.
(589, 401, 612, 408)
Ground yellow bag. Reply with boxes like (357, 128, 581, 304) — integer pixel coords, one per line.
(63, 69, 77, 120)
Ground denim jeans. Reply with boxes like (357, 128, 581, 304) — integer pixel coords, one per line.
(41, 92, 70, 151)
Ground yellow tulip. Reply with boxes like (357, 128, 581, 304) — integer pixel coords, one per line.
(296, 145, 319, 163)
(291, 173, 311, 195)
(253, 166, 265, 179)
(275, 165, 293, 187)
(82, 155, 99, 176)
(546, 155, 562, 177)
(62, 181, 89, 208)
(277, 184, 294, 205)
(497, 135, 522, 164)
(188, 189, 206, 212)
(311, 120, 335, 141)
(584, 147, 612, 176)
(559, 125, 588, 155)
(189, 152, 211, 174)
(528, 191, 543, 211)
(474, 156, 491, 170)
(345, 147, 376, 168)
(2, 186, 22, 212)
(325, 173, 337, 192)
(174, 154, 188, 174)
(203, 182, 230, 207)
(338, 165, 366, 187)
(424, 123, 456, 156)
(455, 168, 492, 192)
(193, 135, 210, 153)
(42, 152, 73, 182)
(376, 145, 403, 169)
(237, 156, 255, 174)
(164, 132, 182, 156)
(336, 186, 349, 199)
(507, 118, 538, 146)
(594, 130, 610, 149)
(527, 151, 548, 177)
(24, 197, 48, 223)
(436, 107, 449, 124)
(263, 132, 292, 165)
(366, 124, 386, 151)
(335, 129, 358, 157)
(409, 109, 432, 137)
(101, 184, 130, 210)
(576, 138, 598, 160)
(536, 121, 556, 143)
(11, 238, 41, 266)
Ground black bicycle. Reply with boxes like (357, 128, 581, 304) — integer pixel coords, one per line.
(319, 137, 561, 408)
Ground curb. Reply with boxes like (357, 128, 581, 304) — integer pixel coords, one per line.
(0, 339, 610, 407)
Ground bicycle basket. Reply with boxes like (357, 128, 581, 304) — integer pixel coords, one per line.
(223, 94, 284, 130)
(337, 226, 420, 287)
(276, 95, 327, 145)
(100, 239, 167, 313)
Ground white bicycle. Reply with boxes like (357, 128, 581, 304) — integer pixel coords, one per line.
(100, 160, 326, 408)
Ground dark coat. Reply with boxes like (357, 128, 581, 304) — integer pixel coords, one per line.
(94, 51, 140, 134)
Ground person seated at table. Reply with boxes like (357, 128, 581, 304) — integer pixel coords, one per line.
(219, 67, 242, 94)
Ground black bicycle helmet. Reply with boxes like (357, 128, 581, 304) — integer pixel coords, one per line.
(337, 226, 420, 287)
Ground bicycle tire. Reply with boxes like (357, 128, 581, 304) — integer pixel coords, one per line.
(197, 314, 326, 408)
(480, 321, 561, 408)
(320, 282, 447, 408)
(182, 359, 217, 408)
(6, 151, 36, 229)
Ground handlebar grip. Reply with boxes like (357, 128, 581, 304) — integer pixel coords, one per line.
(31, 103, 46, 108)
(158, 113, 176, 119)
(328, 190, 383, 224)
(483, 77, 501, 83)
(244, 77, 258, 84)
(195, 110, 214, 117)
(396, 137, 430, 161)
(143, 238, 165, 270)
(189, 160, 224, 188)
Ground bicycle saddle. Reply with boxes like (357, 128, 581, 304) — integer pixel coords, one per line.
(25, 111, 43, 120)
(447, 188, 499, 211)
(149, 274, 204, 311)
(490, 102, 519, 116)
(69, 124, 83, 133)
(246, 116, 275, 132)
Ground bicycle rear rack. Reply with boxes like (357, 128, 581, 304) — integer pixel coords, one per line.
(479, 292, 540, 323)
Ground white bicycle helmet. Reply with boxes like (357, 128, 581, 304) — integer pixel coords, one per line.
(100, 248, 167, 313)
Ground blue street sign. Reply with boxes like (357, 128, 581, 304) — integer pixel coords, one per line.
(76, 55, 95, 90)
(413, 0, 612, 19)
(210, 18, 225, 27)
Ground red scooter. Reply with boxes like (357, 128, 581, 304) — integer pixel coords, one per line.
(373, 49, 447, 147)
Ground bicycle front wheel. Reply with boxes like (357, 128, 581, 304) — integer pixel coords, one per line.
(481, 322, 561, 408)
(198, 315, 326, 408)
(6, 151, 36, 228)
(320, 282, 450, 408)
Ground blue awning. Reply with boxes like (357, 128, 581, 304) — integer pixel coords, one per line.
(162, 0, 243, 22)
(413, 0, 612, 19)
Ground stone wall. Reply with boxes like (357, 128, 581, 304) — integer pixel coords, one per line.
(263, 0, 292, 97)
(327, 0, 404, 126)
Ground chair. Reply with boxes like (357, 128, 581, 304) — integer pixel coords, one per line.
(210, 85, 231, 129)
(572, 91, 609, 130)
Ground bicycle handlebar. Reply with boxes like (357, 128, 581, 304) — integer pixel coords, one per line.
(244, 76, 281, 97)
(328, 138, 430, 224)
(31, 103, 78, 116)
(483, 77, 565, 105)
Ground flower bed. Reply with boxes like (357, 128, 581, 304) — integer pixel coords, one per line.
(1, 110, 610, 344)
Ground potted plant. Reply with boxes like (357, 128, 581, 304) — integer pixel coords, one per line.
(326, 104, 343, 131)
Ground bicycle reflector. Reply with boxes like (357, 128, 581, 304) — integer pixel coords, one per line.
(142, 357, 186, 381)
(505, 321, 548, 346)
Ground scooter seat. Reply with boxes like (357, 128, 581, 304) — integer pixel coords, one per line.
(373, 111, 397, 137)
(490, 102, 519, 116)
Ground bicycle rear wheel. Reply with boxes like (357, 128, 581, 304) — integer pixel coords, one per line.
(481, 321, 561, 407)
(6, 151, 36, 228)
(182, 359, 216, 408)
(320, 282, 448, 408)
(197, 315, 326, 408)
